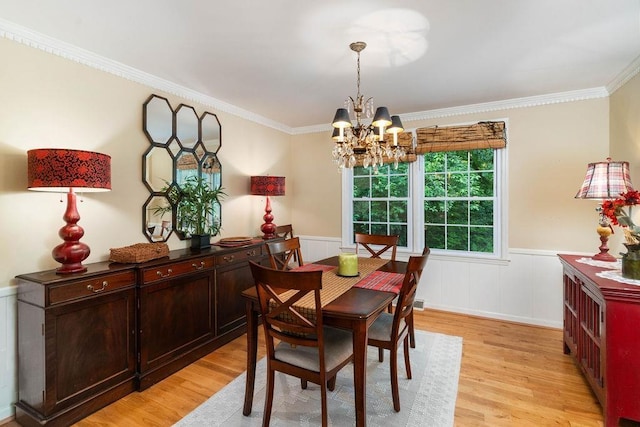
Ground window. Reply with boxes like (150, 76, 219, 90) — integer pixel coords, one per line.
(423, 149, 496, 253)
(352, 163, 410, 246)
(343, 121, 507, 259)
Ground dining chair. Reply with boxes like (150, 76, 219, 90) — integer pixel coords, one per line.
(265, 237, 304, 270)
(367, 251, 429, 412)
(249, 261, 354, 427)
(354, 232, 399, 260)
(274, 224, 294, 239)
(274, 224, 297, 263)
(407, 246, 430, 348)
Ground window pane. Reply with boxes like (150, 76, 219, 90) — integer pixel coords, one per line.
(425, 173, 446, 197)
(448, 200, 468, 224)
(371, 201, 388, 222)
(470, 227, 493, 252)
(353, 201, 369, 222)
(447, 226, 469, 250)
(390, 224, 408, 246)
(353, 176, 370, 198)
(389, 174, 408, 197)
(425, 200, 445, 223)
(354, 223, 369, 234)
(447, 172, 468, 197)
(424, 152, 445, 172)
(470, 200, 493, 225)
(371, 174, 388, 198)
(426, 225, 445, 249)
(469, 171, 493, 197)
(470, 149, 494, 170)
(371, 223, 388, 235)
(389, 200, 407, 222)
(447, 151, 468, 171)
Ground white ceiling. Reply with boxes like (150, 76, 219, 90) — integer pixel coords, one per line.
(1, 0, 639, 130)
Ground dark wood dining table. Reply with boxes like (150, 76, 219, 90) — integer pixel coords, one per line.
(241, 256, 408, 427)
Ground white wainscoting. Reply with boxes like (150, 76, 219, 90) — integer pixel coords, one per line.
(299, 236, 566, 329)
(0, 240, 566, 421)
(0, 286, 17, 422)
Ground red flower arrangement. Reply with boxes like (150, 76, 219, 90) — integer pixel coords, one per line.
(601, 190, 640, 244)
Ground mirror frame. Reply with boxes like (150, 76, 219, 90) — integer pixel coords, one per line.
(142, 94, 222, 242)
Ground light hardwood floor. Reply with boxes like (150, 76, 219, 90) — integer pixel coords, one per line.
(2, 309, 604, 426)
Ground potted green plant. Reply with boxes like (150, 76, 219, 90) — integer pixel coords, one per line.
(177, 175, 226, 250)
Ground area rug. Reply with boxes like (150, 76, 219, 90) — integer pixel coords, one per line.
(175, 330, 462, 427)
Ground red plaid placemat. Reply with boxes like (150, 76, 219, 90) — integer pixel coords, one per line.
(353, 270, 404, 294)
(291, 264, 336, 273)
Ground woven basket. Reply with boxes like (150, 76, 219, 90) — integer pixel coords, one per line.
(109, 243, 170, 264)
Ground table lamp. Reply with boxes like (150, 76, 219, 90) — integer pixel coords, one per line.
(250, 176, 285, 239)
(575, 157, 633, 261)
(27, 148, 111, 274)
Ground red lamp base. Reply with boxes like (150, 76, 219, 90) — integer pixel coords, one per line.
(260, 195, 277, 240)
(53, 189, 90, 274)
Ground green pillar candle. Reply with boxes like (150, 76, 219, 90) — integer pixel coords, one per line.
(338, 253, 358, 276)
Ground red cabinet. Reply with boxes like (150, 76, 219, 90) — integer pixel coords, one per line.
(560, 254, 640, 426)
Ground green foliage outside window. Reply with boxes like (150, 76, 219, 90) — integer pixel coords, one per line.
(351, 148, 497, 254)
(352, 163, 409, 246)
(424, 149, 495, 253)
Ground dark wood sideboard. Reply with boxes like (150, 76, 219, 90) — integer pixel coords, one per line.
(14, 240, 272, 427)
(559, 254, 640, 427)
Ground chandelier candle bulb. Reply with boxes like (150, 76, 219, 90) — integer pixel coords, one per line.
(338, 253, 358, 277)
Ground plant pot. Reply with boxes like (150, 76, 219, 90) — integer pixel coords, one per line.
(621, 243, 640, 280)
(190, 234, 211, 251)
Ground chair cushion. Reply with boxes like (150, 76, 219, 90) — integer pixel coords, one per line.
(368, 312, 406, 342)
(274, 326, 353, 372)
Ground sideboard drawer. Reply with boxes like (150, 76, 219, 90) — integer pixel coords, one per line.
(141, 256, 214, 284)
(214, 246, 263, 265)
(48, 271, 136, 305)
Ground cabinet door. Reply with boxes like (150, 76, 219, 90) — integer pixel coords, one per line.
(138, 271, 215, 375)
(215, 252, 269, 336)
(563, 272, 580, 354)
(578, 283, 605, 403)
(44, 288, 136, 415)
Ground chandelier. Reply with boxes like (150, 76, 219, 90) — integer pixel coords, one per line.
(331, 41, 406, 171)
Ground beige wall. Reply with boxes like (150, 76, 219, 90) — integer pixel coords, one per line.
(292, 99, 611, 253)
(0, 34, 633, 288)
(0, 37, 291, 287)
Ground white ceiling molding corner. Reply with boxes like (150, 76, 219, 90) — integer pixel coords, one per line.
(607, 55, 640, 95)
(0, 18, 293, 135)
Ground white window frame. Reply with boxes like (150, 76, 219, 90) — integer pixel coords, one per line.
(341, 122, 509, 263)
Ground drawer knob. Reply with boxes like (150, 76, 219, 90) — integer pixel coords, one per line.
(246, 250, 257, 257)
(223, 255, 235, 263)
(156, 268, 173, 278)
(87, 281, 108, 293)
(192, 261, 205, 270)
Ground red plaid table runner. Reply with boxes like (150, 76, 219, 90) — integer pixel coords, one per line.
(353, 270, 404, 294)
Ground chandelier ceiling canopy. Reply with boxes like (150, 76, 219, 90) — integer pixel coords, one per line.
(330, 41, 406, 172)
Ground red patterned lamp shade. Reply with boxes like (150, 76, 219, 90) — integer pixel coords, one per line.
(575, 158, 634, 262)
(250, 176, 285, 239)
(27, 149, 111, 274)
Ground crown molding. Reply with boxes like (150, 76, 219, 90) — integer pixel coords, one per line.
(0, 18, 620, 137)
(292, 87, 610, 135)
(0, 18, 293, 134)
(398, 87, 609, 124)
(607, 54, 640, 94)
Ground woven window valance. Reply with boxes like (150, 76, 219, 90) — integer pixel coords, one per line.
(415, 121, 506, 154)
(352, 131, 417, 167)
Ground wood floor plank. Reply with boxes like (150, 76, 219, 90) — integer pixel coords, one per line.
(1, 309, 604, 426)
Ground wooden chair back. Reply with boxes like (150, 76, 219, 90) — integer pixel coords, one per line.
(274, 224, 294, 239)
(249, 261, 324, 351)
(394, 253, 429, 336)
(265, 236, 304, 270)
(354, 232, 399, 260)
